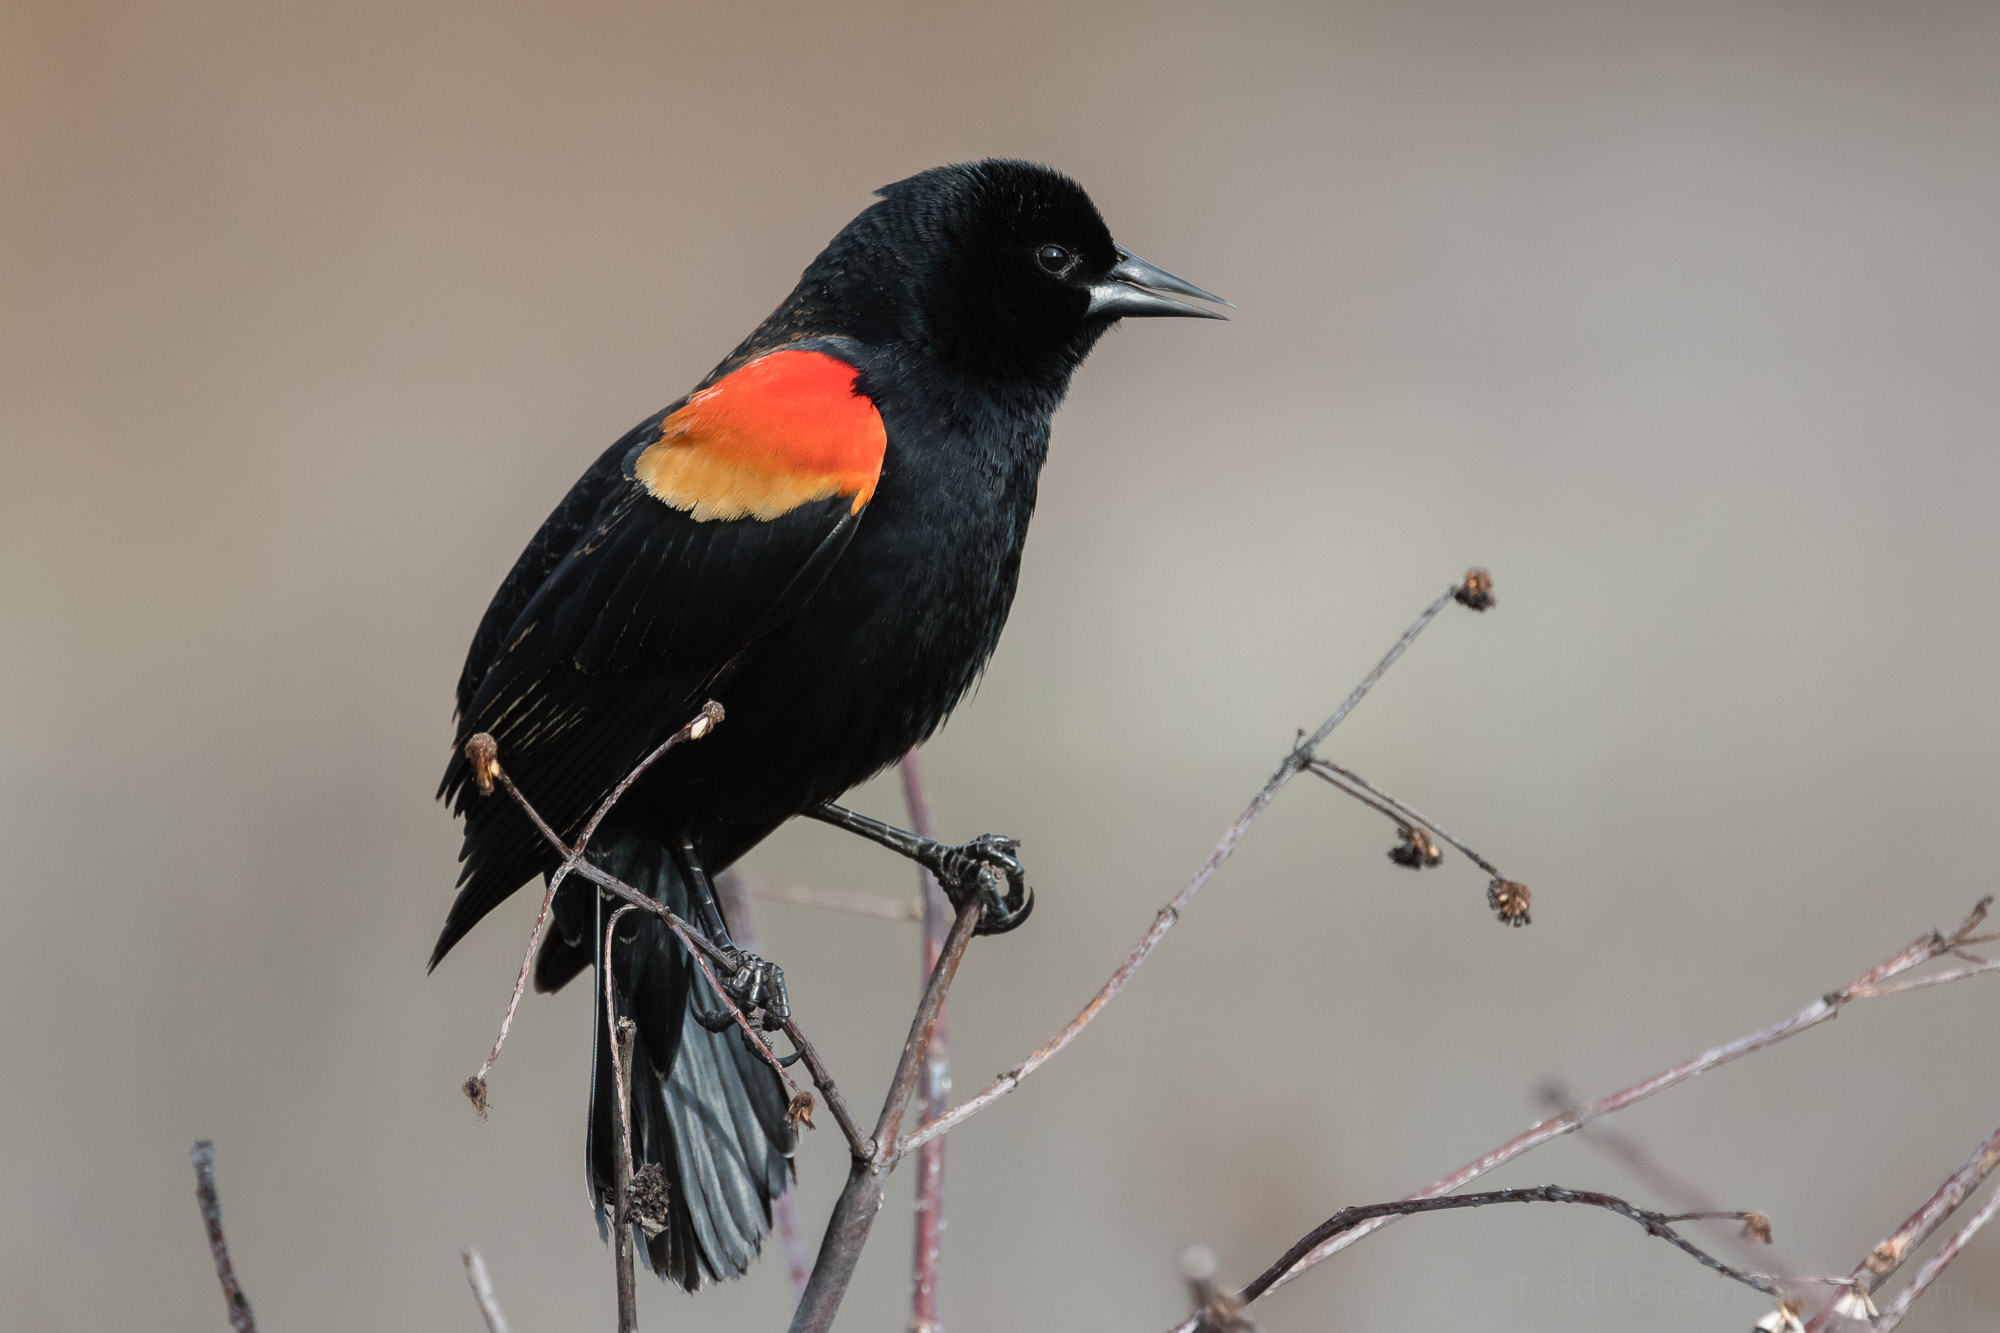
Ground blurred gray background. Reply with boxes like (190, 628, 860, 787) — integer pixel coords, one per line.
(4, 1, 1997, 1329)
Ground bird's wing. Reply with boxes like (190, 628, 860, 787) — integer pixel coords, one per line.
(433, 347, 886, 965)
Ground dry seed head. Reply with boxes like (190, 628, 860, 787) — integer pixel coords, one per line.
(787, 1090, 815, 1131)
(1455, 568, 1497, 611)
(464, 733, 500, 795)
(629, 1163, 671, 1238)
(1488, 879, 1532, 926)
(688, 700, 725, 741)
(1741, 1211, 1773, 1245)
(1388, 825, 1444, 869)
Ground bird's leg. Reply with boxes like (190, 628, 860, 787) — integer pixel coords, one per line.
(672, 834, 790, 1031)
(804, 802, 1035, 935)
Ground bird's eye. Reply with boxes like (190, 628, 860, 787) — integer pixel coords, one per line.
(1035, 243, 1075, 276)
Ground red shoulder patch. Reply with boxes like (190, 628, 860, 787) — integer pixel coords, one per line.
(634, 349, 887, 522)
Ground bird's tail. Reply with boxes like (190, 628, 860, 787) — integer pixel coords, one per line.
(572, 833, 794, 1290)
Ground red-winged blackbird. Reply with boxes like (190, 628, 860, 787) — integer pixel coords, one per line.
(436, 159, 1225, 1290)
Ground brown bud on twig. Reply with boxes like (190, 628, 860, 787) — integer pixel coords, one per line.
(465, 733, 501, 795)
(1388, 824, 1444, 869)
(688, 699, 725, 741)
(1866, 1235, 1905, 1273)
(1455, 567, 1496, 611)
(787, 1090, 816, 1131)
(629, 1163, 671, 1238)
(1741, 1210, 1773, 1245)
(1488, 878, 1532, 927)
(463, 1074, 490, 1119)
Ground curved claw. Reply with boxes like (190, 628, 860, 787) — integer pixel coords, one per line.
(941, 834, 1036, 936)
(691, 950, 792, 1032)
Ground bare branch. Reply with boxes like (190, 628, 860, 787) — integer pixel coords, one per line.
(1873, 1187, 2000, 1331)
(1303, 758, 1508, 881)
(1240, 1186, 1784, 1304)
(789, 898, 982, 1333)
(778, 1016, 869, 1159)
(603, 908, 640, 1186)
(1239, 896, 1995, 1301)
(1540, 1078, 1804, 1276)
(461, 1248, 513, 1333)
(610, 1007, 638, 1333)
(894, 577, 1481, 1162)
(902, 750, 952, 1333)
(462, 702, 725, 1115)
(1803, 1119, 2000, 1331)
(190, 1141, 257, 1333)
(474, 734, 850, 1150)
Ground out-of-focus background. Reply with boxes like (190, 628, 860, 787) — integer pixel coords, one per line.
(5, 2, 1998, 1330)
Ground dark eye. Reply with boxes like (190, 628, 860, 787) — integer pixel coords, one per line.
(1035, 243, 1075, 276)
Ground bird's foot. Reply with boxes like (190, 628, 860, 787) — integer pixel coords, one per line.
(931, 834, 1035, 936)
(693, 950, 791, 1031)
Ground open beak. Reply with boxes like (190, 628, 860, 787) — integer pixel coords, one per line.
(1086, 246, 1233, 320)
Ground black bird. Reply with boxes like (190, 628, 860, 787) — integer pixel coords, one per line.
(436, 159, 1225, 1290)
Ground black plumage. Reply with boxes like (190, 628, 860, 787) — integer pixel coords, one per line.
(436, 159, 1222, 1290)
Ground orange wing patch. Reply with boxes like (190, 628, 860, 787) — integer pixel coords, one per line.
(634, 349, 887, 522)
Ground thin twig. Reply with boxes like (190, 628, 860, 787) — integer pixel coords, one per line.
(780, 1016, 870, 1158)
(1846, 956, 1997, 999)
(1802, 1119, 2000, 1332)
(1227, 896, 1996, 1307)
(1539, 1078, 1803, 1276)
(461, 1248, 513, 1333)
(477, 738, 831, 1135)
(1232, 1186, 1784, 1304)
(745, 879, 925, 922)
(790, 899, 982, 1333)
(895, 578, 1478, 1162)
(1303, 757, 1507, 880)
(603, 907, 640, 1184)
(462, 703, 724, 1115)
(1873, 1187, 2000, 1331)
(902, 750, 952, 1333)
(715, 874, 812, 1303)
(611, 1013, 638, 1333)
(191, 1141, 257, 1333)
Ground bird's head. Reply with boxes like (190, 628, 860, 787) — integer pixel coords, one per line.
(800, 159, 1228, 388)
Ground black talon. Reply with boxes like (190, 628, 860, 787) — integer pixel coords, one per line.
(936, 833, 1035, 936)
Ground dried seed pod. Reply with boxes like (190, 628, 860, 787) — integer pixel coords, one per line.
(1455, 567, 1496, 611)
(786, 1090, 816, 1131)
(464, 732, 501, 795)
(628, 1163, 671, 1238)
(1741, 1211, 1773, 1245)
(1388, 825, 1444, 869)
(1488, 878, 1532, 926)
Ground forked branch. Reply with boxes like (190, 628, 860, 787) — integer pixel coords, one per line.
(1803, 1116, 2000, 1331)
(892, 571, 1502, 1164)
(1158, 896, 1997, 1332)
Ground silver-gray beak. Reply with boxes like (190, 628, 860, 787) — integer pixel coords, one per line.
(1086, 246, 1232, 320)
